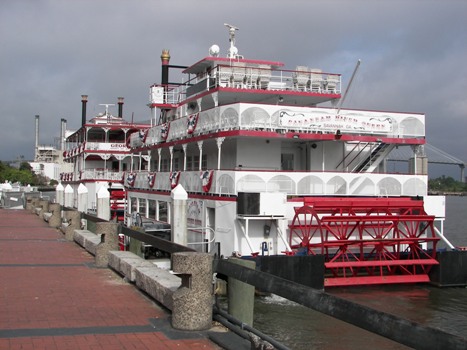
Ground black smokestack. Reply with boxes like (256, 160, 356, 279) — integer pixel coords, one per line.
(161, 49, 170, 93)
(118, 97, 124, 118)
(81, 95, 88, 126)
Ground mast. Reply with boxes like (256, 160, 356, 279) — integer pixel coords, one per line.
(337, 59, 361, 114)
(224, 23, 239, 58)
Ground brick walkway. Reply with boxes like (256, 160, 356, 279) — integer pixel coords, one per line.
(0, 209, 222, 349)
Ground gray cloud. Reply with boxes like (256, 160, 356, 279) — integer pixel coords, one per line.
(1, 0, 465, 178)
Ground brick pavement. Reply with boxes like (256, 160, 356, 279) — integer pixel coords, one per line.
(0, 209, 222, 349)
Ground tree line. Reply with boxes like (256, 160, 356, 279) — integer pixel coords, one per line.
(428, 175, 467, 194)
(0, 161, 50, 186)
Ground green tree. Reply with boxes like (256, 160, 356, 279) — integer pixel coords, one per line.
(0, 162, 39, 185)
(428, 176, 467, 193)
(19, 161, 32, 171)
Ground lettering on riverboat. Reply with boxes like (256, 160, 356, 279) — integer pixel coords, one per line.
(279, 110, 393, 133)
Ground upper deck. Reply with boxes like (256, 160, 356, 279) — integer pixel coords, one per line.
(149, 60, 342, 110)
(62, 104, 150, 165)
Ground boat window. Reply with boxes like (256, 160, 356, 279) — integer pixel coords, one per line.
(186, 155, 207, 171)
(281, 153, 294, 171)
(161, 159, 169, 172)
(148, 200, 156, 219)
(159, 201, 168, 222)
(173, 158, 181, 171)
(138, 198, 147, 217)
(130, 197, 137, 214)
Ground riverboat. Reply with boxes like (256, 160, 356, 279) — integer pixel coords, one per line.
(124, 25, 452, 286)
(60, 97, 150, 221)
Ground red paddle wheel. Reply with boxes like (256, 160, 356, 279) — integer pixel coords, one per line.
(288, 197, 439, 287)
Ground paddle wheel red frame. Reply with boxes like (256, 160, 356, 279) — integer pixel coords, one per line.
(289, 197, 439, 286)
(109, 188, 126, 222)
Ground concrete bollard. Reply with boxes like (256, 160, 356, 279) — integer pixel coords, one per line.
(171, 252, 213, 331)
(25, 196, 35, 211)
(63, 210, 81, 241)
(228, 258, 256, 327)
(40, 200, 50, 221)
(95, 222, 119, 267)
(37, 200, 49, 217)
(30, 197, 40, 213)
(48, 203, 62, 228)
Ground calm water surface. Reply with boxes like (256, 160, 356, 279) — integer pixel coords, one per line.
(252, 196, 467, 349)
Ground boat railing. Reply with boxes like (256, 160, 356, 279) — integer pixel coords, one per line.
(156, 64, 342, 104)
(85, 142, 129, 152)
(129, 169, 427, 198)
(186, 226, 216, 254)
(81, 169, 123, 181)
(130, 103, 424, 148)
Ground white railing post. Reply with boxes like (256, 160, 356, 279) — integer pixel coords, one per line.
(96, 186, 110, 221)
(171, 184, 188, 246)
(77, 183, 88, 213)
(56, 183, 64, 205)
(64, 184, 74, 208)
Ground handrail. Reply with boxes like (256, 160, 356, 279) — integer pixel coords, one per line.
(213, 258, 467, 350)
(348, 142, 373, 172)
(335, 141, 369, 170)
(156, 63, 342, 104)
(186, 226, 216, 251)
(119, 224, 195, 254)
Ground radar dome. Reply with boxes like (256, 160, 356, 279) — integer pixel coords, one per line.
(209, 44, 220, 57)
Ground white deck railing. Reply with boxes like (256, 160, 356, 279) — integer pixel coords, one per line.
(131, 104, 425, 148)
(157, 65, 342, 106)
(127, 170, 428, 197)
(81, 169, 123, 181)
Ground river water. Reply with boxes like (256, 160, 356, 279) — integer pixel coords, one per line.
(252, 196, 467, 349)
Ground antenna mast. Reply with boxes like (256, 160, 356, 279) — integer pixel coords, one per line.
(99, 103, 115, 122)
(224, 23, 239, 59)
(337, 59, 361, 114)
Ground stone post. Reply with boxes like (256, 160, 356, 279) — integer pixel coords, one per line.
(96, 186, 110, 221)
(171, 184, 188, 246)
(37, 199, 49, 217)
(228, 258, 256, 327)
(25, 195, 35, 211)
(64, 210, 81, 241)
(64, 184, 74, 208)
(29, 197, 39, 213)
(40, 200, 50, 220)
(34, 197, 41, 212)
(48, 203, 62, 228)
(95, 222, 119, 267)
(171, 252, 213, 331)
(77, 183, 88, 213)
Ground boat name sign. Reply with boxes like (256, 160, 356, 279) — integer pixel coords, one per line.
(279, 111, 393, 133)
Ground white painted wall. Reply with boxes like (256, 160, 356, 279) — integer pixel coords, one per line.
(236, 138, 280, 170)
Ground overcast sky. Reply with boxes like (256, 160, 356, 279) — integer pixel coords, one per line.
(1, 0, 466, 177)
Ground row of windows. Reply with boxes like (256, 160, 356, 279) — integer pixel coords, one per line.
(131, 197, 169, 223)
(157, 155, 207, 172)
